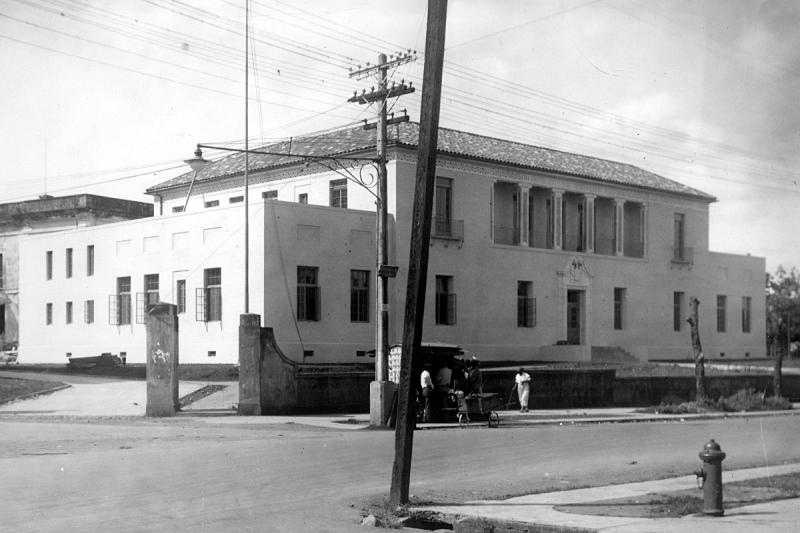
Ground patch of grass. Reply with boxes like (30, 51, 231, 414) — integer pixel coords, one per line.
(640, 388, 793, 414)
(0, 376, 68, 404)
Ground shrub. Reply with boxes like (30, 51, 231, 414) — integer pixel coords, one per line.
(716, 388, 792, 412)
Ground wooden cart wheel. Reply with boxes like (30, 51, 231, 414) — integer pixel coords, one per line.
(488, 411, 500, 428)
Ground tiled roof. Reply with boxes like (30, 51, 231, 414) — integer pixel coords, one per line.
(147, 122, 715, 201)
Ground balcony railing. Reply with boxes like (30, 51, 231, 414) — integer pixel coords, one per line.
(432, 217, 464, 243)
(493, 226, 518, 246)
(671, 246, 694, 265)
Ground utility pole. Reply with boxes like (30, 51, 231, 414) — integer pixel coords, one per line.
(349, 53, 415, 427)
(390, 0, 448, 506)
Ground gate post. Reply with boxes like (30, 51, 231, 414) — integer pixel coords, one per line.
(145, 303, 179, 417)
(238, 313, 262, 415)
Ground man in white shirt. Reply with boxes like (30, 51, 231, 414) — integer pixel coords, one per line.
(514, 368, 531, 412)
(420, 365, 434, 422)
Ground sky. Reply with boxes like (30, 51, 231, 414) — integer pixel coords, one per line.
(1, 0, 799, 272)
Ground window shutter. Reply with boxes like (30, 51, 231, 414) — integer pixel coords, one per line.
(195, 287, 207, 322)
(108, 295, 119, 325)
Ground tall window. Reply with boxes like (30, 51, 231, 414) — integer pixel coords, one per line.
(329, 179, 347, 208)
(614, 288, 626, 330)
(65, 301, 73, 324)
(673, 291, 685, 332)
(262, 190, 278, 200)
(84, 300, 94, 324)
(199, 268, 222, 322)
(517, 281, 535, 328)
(435, 275, 456, 325)
(144, 274, 160, 305)
(298, 193, 308, 204)
(46, 302, 53, 325)
(0, 253, 4, 289)
(46, 250, 53, 280)
(673, 213, 685, 260)
(742, 296, 752, 333)
(716, 295, 727, 333)
(0, 304, 5, 334)
(86, 245, 95, 277)
(107, 277, 132, 325)
(176, 279, 186, 314)
(297, 266, 320, 321)
(350, 270, 369, 323)
(66, 248, 73, 278)
(434, 177, 453, 236)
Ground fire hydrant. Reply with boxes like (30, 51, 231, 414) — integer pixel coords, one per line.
(694, 439, 726, 516)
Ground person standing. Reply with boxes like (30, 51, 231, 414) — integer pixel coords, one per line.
(420, 365, 434, 422)
(514, 368, 531, 412)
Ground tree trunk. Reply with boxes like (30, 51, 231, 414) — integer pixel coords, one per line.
(687, 297, 706, 403)
(774, 347, 784, 398)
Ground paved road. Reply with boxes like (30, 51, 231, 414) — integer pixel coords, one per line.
(0, 414, 798, 532)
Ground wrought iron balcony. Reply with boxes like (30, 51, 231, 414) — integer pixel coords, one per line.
(671, 246, 694, 265)
(432, 217, 464, 243)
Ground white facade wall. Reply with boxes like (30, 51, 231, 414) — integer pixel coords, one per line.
(18, 200, 379, 365)
(384, 151, 765, 361)
(17, 146, 765, 365)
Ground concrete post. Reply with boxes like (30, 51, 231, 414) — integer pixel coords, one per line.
(370, 380, 396, 426)
(238, 313, 262, 416)
(145, 303, 179, 417)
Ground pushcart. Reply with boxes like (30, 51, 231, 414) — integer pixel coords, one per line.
(457, 393, 503, 428)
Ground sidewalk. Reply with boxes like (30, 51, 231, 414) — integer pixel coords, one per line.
(422, 463, 800, 532)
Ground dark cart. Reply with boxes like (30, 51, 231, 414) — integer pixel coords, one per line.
(457, 393, 503, 427)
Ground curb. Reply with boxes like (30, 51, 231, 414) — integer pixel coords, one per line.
(0, 382, 71, 405)
(454, 516, 595, 533)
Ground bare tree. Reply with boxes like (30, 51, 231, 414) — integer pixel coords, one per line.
(686, 297, 706, 403)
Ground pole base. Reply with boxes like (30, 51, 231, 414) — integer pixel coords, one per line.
(369, 380, 396, 427)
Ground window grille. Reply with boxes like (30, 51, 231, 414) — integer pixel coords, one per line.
(86, 245, 94, 277)
(742, 296, 751, 333)
(297, 266, 320, 321)
(329, 179, 347, 208)
(135, 293, 146, 324)
(66, 248, 73, 278)
(84, 300, 94, 324)
(350, 270, 369, 322)
(717, 295, 727, 333)
(176, 280, 186, 314)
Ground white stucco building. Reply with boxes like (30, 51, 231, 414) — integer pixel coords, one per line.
(17, 123, 765, 364)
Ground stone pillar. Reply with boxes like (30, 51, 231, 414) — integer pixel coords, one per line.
(615, 199, 625, 256)
(552, 189, 564, 251)
(370, 380, 396, 427)
(145, 303, 179, 417)
(238, 313, 262, 416)
(584, 194, 596, 254)
(518, 184, 529, 247)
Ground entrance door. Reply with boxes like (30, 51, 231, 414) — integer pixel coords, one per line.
(567, 290, 581, 344)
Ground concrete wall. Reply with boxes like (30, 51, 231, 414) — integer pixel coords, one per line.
(386, 150, 764, 363)
(18, 207, 249, 364)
